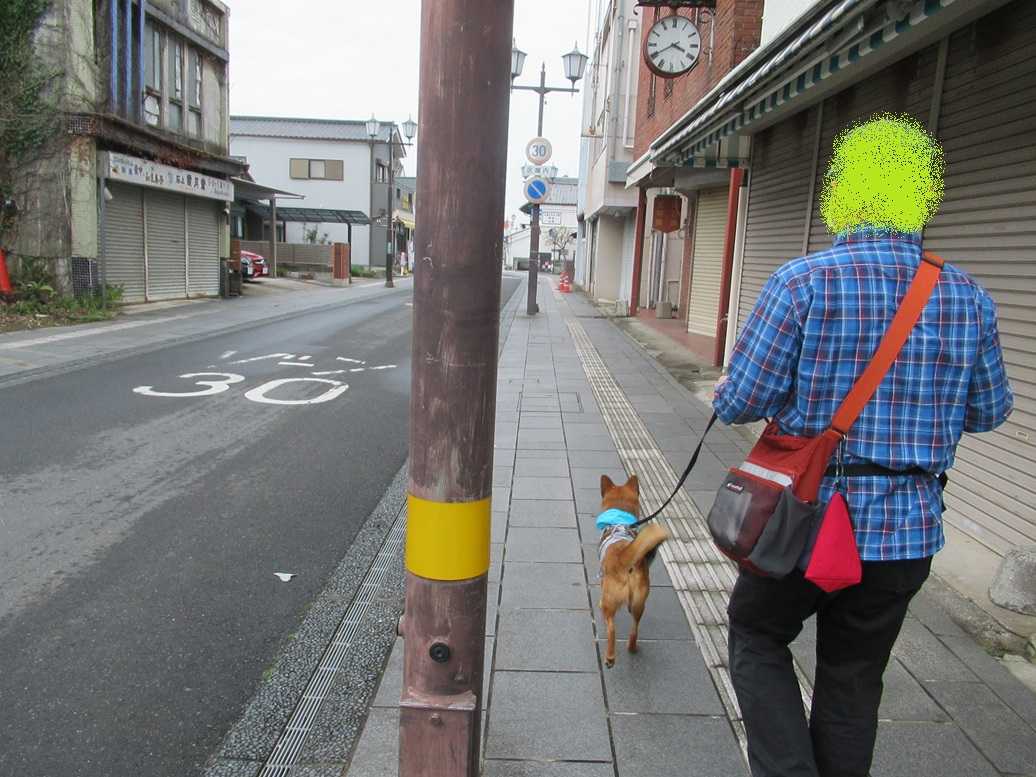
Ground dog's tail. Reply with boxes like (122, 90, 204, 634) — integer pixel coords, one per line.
(619, 523, 669, 569)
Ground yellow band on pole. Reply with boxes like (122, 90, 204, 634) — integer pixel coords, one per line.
(405, 494, 492, 580)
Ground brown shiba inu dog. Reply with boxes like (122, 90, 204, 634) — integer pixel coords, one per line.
(597, 474, 669, 668)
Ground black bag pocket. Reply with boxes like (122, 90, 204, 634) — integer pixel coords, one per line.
(708, 469, 783, 559)
(745, 487, 820, 578)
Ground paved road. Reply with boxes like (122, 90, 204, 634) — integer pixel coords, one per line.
(0, 276, 521, 777)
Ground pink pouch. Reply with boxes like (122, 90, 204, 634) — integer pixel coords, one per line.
(804, 492, 862, 592)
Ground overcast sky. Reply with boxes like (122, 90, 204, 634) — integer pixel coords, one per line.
(228, 1, 591, 224)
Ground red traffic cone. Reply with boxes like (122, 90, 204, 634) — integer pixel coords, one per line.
(0, 249, 13, 297)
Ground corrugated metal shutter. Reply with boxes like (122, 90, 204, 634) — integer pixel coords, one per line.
(187, 198, 220, 297)
(806, 45, 939, 252)
(924, 3, 1036, 554)
(737, 106, 819, 331)
(687, 188, 728, 336)
(101, 182, 146, 303)
(145, 190, 187, 300)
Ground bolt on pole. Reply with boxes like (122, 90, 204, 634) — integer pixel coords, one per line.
(399, 1, 514, 776)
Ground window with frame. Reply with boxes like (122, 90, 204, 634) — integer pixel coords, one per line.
(143, 24, 163, 126)
(289, 158, 344, 180)
(145, 24, 162, 91)
(375, 162, 388, 183)
(188, 49, 203, 136)
(168, 40, 185, 131)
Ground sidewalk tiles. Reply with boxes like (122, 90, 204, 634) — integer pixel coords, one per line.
(347, 278, 1036, 777)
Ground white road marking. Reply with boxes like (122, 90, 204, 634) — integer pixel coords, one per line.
(369, 365, 397, 371)
(336, 357, 366, 364)
(231, 353, 294, 364)
(133, 372, 245, 398)
(297, 355, 312, 361)
(311, 370, 347, 376)
(0, 314, 197, 350)
(277, 362, 311, 367)
(220, 350, 237, 360)
(349, 368, 366, 373)
(244, 378, 349, 406)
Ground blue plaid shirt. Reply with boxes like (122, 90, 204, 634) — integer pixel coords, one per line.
(714, 228, 1013, 561)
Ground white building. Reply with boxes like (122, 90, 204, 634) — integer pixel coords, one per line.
(574, 0, 641, 308)
(229, 116, 406, 267)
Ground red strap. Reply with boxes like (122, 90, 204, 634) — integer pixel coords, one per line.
(829, 251, 944, 436)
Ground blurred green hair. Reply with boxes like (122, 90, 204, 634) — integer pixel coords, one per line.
(820, 113, 944, 234)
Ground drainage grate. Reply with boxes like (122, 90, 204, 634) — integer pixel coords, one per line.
(258, 507, 408, 776)
(566, 318, 813, 760)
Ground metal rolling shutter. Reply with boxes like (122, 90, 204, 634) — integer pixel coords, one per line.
(806, 45, 939, 252)
(145, 190, 187, 300)
(924, 3, 1036, 555)
(187, 198, 220, 297)
(687, 188, 728, 337)
(101, 182, 146, 303)
(737, 105, 819, 331)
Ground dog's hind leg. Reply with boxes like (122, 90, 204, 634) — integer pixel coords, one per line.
(627, 578, 649, 654)
(600, 596, 618, 668)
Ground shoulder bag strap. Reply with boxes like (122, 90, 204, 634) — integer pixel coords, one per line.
(828, 250, 944, 438)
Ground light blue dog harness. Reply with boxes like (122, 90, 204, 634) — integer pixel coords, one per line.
(596, 509, 640, 578)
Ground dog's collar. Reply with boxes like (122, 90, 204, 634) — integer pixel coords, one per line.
(596, 508, 638, 531)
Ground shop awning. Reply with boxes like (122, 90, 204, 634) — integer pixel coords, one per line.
(650, 0, 966, 166)
(231, 178, 303, 200)
(251, 205, 370, 226)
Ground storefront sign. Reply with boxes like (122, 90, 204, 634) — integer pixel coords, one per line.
(101, 152, 234, 202)
(652, 195, 682, 233)
(540, 209, 563, 226)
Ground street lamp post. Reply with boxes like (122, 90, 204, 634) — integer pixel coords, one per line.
(511, 42, 588, 315)
(368, 115, 419, 288)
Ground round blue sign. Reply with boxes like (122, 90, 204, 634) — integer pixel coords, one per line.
(524, 175, 550, 204)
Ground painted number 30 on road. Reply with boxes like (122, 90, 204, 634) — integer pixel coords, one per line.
(134, 373, 349, 405)
(132, 352, 397, 406)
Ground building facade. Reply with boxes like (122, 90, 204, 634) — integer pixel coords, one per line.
(574, 0, 641, 307)
(229, 117, 407, 269)
(3, 0, 239, 303)
(624, 0, 764, 362)
(636, 0, 1035, 591)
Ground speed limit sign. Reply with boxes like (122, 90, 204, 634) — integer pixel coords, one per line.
(525, 137, 552, 166)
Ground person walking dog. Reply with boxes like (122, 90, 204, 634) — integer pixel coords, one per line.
(713, 115, 1013, 777)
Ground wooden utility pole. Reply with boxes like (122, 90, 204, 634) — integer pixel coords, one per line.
(399, 1, 513, 775)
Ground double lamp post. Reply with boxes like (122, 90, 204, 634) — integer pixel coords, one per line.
(510, 42, 588, 315)
(366, 114, 418, 288)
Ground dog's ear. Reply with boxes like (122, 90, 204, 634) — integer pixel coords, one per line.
(600, 475, 615, 497)
(626, 474, 640, 495)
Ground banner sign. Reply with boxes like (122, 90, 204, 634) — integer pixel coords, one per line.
(101, 152, 234, 202)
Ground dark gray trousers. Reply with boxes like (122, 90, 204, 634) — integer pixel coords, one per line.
(727, 558, 932, 777)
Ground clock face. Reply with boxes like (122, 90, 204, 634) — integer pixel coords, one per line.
(644, 15, 702, 78)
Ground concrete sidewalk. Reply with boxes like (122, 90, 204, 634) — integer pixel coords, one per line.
(348, 276, 1036, 777)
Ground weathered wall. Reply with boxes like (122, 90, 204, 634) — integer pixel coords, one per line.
(4, 0, 99, 292)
